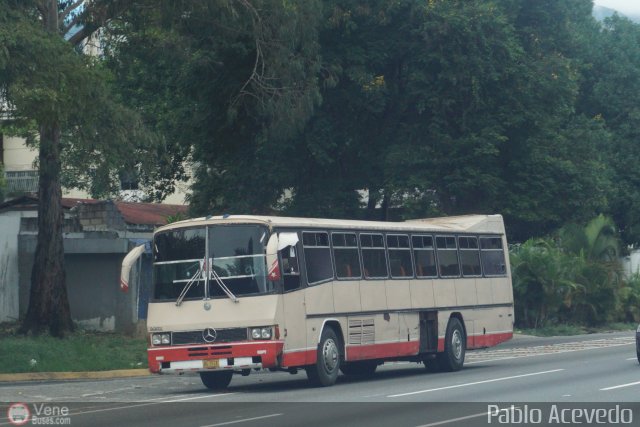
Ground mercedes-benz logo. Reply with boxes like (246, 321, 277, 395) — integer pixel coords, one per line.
(202, 328, 217, 343)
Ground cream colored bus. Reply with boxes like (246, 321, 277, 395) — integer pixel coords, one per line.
(137, 214, 514, 389)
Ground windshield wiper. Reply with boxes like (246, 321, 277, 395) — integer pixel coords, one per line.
(210, 265, 239, 303)
(175, 261, 204, 306)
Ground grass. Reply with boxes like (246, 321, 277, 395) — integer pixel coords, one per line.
(516, 322, 638, 337)
(0, 323, 148, 374)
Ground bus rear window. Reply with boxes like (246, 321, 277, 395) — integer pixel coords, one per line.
(480, 237, 506, 276)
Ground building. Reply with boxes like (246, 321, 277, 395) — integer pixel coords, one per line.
(0, 132, 191, 204)
(0, 195, 187, 332)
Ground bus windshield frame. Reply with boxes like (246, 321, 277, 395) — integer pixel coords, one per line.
(152, 224, 274, 302)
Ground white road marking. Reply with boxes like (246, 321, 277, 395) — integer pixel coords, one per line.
(0, 392, 238, 422)
(413, 411, 487, 427)
(626, 357, 637, 361)
(163, 392, 236, 402)
(200, 413, 282, 427)
(82, 386, 138, 397)
(600, 380, 640, 391)
(388, 369, 564, 398)
(466, 356, 519, 365)
(414, 406, 517, 427)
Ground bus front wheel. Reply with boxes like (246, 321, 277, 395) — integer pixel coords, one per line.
(307, 327, 341, 387)
(437, 317, 466, 372)
(200, 370, 233, 390)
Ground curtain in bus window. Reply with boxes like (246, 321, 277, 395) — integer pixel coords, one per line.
(436, 236, 460, 277)
(361, 234, 388, 278)
(303, 232, 333, 284)
(480, 237, 506, 276)
(412, 235, 437, 277)
(459, 236, 481, 276)
(332, 233, 362, 279)
(387, 235, 413, 278)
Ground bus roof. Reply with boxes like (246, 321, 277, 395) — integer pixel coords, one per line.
(156, 214, 506, 235)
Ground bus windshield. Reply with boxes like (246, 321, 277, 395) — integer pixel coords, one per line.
(153, 224, 272, 301)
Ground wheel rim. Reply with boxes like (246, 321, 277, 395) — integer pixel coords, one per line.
(451, 329, 463, 360)
(322, 338, 339, 373)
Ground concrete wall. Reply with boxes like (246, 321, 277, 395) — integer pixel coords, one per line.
(0, 214, 21, 322)
(623, 249, 640, 278)
(2, 135, 37, 172)
(18, 234, 146, 332)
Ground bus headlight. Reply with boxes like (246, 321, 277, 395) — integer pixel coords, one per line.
(250, 327, 272, 340)
(152, 333, 171, 346)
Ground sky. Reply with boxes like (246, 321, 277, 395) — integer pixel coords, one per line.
(593, 0, 640, 16)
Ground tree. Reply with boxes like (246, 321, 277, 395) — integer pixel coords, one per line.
(102, 1, 322, 215)
(510, 239, 582, 328)
(0, 0, 147, 336)
(577, 15, 640, 246)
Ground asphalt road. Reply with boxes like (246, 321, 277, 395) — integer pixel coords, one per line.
(1, 331, 639, 427)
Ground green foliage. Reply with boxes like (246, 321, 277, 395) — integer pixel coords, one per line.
(577, 15, 640, 246)
(511, 239, 583, 328)
(0, 327, 147, 373)
(1, 0, 636, 247)
(618, 273, 640, 323)
(165, 211, 188, 224)
(0, 1, 167, 200)
(511, 215, 633, 328)
(102, 0, 322, 209)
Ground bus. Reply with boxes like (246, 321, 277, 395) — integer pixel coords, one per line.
(127, 214, 514, 389)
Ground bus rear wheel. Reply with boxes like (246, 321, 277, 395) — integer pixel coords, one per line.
(200, 370, 233, 390)
(307, 327, 341, 387)
(437, 317, 466, 372)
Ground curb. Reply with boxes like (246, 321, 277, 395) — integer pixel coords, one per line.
(0, 369, 150, 382)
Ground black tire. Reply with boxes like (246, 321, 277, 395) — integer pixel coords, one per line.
(436, 317, 466, 372)
(306, 327, 341, 387)
(200, 370, 233, 390)
(423, 357, 441, 372)
(340, 360, 378, 376)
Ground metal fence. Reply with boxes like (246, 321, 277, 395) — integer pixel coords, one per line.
(5, 170, 38, 193)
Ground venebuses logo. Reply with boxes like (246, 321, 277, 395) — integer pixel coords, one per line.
(6, 403, 72, 426)
(7, 403, 30, 426)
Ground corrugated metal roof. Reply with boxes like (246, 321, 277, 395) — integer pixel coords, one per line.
(0, 196, 188, 226)
(115, 201, 187, 226)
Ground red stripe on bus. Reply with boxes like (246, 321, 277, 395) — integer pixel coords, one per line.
(436, 331, 513, 352)
(346, 341, 420, 361)
(147, 341, 284, 373)
(282, 349, 316, 367)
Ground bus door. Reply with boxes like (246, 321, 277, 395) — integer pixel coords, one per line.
(274, 232, 308, 365)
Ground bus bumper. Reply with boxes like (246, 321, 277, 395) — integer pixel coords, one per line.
(147, 341, 284, 374)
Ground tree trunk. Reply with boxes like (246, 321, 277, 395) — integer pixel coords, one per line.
(19, 122, 74, 336)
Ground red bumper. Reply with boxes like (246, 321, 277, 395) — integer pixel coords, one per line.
(147, 341, 284, 374)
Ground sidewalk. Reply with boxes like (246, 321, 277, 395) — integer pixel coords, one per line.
(0, 369, 149, 382)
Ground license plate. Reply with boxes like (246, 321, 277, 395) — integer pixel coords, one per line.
(203, 359, 219, 369)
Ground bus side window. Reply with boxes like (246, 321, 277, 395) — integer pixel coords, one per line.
(282, 245, 301, 292)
